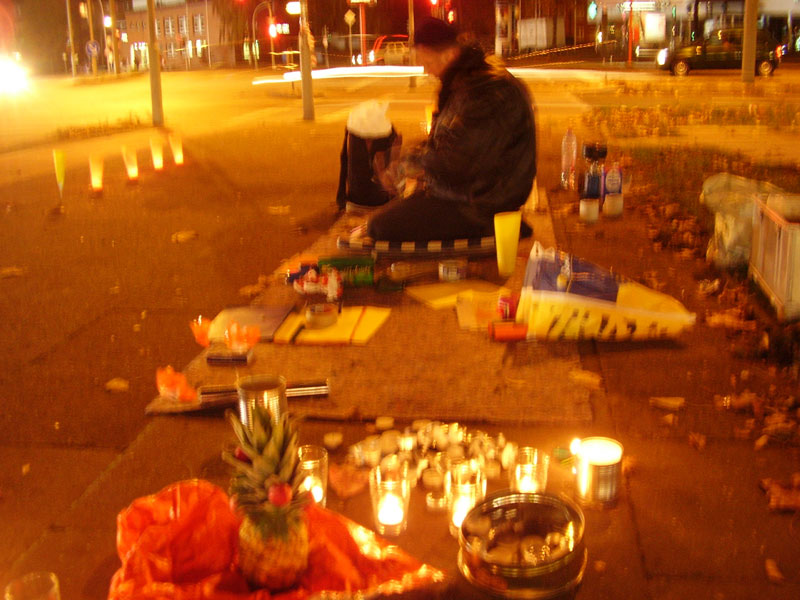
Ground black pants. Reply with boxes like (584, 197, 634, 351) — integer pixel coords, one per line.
(366, 193, 491, 242)
(367, 192, 531, 243)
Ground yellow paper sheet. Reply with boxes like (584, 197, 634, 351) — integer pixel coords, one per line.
(405, 280, 505, 309)
(274, 307, 392, 345)
(351, 306, 392, 345)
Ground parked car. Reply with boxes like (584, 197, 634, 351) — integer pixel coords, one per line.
(368, 34, 410, 65)
(656, 28, 781, 76)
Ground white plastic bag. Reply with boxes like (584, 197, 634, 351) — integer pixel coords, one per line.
(700, 173, 784, 268)
(346, 100, 392, 139)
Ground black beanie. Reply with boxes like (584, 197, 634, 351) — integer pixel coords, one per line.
(413, 18, 458, 48)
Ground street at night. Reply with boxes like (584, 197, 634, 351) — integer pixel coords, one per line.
(3, 1, 800, 598)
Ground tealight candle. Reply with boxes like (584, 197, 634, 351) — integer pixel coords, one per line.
(509, 447, 549, 494)
(446, 460, 484, 537)
(89, 155, 103, 193)
(370, 462, 411, 536)
(301, 475, 324, 503)
(190, 316, 210, 347)
(168, 133, 184, 165)
(377, 492, 404, 526)
(150, 137, 164, 171)
(297, 445, 328, 507)
(122, 146, 138, 181)
(573, 436, 623, 507)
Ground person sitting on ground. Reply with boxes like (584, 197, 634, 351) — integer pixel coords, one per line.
(366, 17, 537, 243)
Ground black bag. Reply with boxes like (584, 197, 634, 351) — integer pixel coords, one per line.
(336, 127, 397, 210)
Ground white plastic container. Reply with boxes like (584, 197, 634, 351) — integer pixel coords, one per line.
(749, 197, 800, 321)
(579, 198, 599, 223)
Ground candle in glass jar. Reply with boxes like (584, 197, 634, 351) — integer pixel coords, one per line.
(377, 493, 405, 526)
(450, 495, 473, 528)
(301, 475, 324, 503)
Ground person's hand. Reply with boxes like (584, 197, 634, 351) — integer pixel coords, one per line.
(373, 134, 403, 194)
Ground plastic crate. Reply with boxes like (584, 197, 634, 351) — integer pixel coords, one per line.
(749, 198, 800, 321)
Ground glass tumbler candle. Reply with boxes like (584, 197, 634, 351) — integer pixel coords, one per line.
(509, 447, 550, 494)
(297, 444, 328, 507)
(370, 461, 411, 536)
(236, 374, 287, 429)
(446, 459, 485, 537)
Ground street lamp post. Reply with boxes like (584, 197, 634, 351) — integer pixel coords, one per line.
(408, 0, 415, 88)
(299, 0, 314, 120)
(65, 0, 77, 76)
(86, 0, 97, 74)
(109, 0, 121, 75)
(252, 1, 276, 70)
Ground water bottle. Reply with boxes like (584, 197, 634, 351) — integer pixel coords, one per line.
(560, 128, 577, 190)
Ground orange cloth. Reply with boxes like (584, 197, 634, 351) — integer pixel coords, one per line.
(108, 479, 442, 600)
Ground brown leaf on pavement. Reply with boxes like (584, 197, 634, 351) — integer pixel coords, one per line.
(688, 432, 706, 451)
(1, 266, 27, 279)
(171, 230, 198, 243)
(765, 558, 784, 584)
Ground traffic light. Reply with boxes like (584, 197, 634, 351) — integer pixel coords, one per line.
(268, 17, 278, 38)
(587, 1, 598, 20)
(430, 0, 438, 6)
(446, 9, 455, 23)
(78, 2, 87, 18)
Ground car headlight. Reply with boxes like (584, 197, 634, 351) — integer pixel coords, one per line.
(0, 56, 28, 95)
(656, 48, 668, 66)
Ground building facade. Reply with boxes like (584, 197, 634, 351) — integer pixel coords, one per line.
(122, 0, 235, 70)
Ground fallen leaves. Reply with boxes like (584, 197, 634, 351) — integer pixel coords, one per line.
(0, 266, 26, 279)
(105, 378, 130, 393)
(764, 558, 784, 584)
(705, 308, 757, 330)
(568, 369, 603, 390)
(171, 230, 198, 243)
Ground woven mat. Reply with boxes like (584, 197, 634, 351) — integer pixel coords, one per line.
(174, 212, 593, 425)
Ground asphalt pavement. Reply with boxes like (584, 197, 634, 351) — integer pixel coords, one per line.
(2, 67, 800, 600)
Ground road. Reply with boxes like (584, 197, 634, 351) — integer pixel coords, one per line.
(1, 64, 800, 596)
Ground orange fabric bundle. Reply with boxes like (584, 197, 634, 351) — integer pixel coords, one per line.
(108, 479, 442, 600)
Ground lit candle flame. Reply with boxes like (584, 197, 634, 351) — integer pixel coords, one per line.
(89, 155, 103, 192)
(450, 495, 473, 528)
(377, 493, 404, 526)
(122, 146, 138, 180)
(302, 475, 324, 503)
(150, 138, 164, 171)
(169, 133, 184, 165)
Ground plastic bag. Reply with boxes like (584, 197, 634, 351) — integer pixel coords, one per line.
(108, 479, 443, 600)
(345, 100, 392, 139)
(700, 173, 784, 268)
(516, 244, 695, 340)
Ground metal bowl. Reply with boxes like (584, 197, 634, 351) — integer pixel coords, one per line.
(458, 491, 587, 599)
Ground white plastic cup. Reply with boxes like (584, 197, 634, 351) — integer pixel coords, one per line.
(494, 211, 523, 277)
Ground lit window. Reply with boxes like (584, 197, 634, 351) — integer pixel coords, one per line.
(196, 39, 203, 58)
(167, 41, 176, 58)
(193, 14, 205, 34)
(178, 15, 187, 35)
(165, 17, 174, 36)
(281, 24, 289, 35)
(187, 40, 193, 58)
(155, 19, 161, 36)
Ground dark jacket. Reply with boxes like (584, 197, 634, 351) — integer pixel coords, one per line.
(419, 44, 537, 230)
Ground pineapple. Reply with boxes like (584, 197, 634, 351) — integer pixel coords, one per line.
(222, 406, 310, 590)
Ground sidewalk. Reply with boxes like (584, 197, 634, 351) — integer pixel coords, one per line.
(4, 81, 800, 599)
